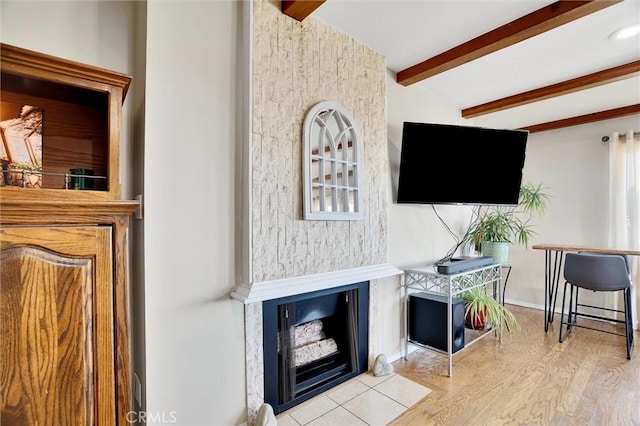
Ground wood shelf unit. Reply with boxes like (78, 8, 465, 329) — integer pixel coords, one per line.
(0, 43, 138, 425)
(0, 42, 130, 200)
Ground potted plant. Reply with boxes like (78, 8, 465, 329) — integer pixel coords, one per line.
(468, 182, 550, 264)
(8, 161, 42, 188)
(461, 285, 520, 333)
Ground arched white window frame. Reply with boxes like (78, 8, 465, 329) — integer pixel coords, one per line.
(303, 101, 364, 220)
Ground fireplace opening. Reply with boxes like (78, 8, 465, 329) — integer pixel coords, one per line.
(263, 282, 369, 414)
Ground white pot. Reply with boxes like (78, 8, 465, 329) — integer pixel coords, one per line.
(481, 241, 510, 265)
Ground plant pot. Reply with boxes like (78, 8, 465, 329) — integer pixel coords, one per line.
(70, 168, 95, 190)
(481, 241, 510, 265)
(465, 305, 487, 330)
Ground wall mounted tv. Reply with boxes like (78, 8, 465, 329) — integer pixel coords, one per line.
(396, 122, 528, 206)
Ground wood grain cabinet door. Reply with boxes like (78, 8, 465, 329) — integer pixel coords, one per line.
(0, 226, 115, 425)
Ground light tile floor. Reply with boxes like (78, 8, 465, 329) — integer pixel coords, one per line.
(276, 373, 432, 425)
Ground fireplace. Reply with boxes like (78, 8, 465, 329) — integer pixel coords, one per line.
(262, 282, 369, 414)
(232, 264, 402, 423)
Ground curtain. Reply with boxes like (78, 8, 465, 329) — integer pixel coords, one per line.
(608, 130, 640, 329)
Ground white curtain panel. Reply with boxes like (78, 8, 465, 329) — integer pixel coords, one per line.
(608, 130, 640, 329)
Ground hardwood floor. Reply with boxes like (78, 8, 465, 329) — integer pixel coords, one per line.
(391, 304, 640, 425)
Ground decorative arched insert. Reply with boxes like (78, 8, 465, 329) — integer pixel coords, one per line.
(303, 101, 364, 220)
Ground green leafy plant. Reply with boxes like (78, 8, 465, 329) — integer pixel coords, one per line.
(468, 182, 550, 250)
(9, 161, 42, 171)
(461, 285, 520, 334)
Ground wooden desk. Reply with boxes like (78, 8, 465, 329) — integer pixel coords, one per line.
(532, 244, 640, 332)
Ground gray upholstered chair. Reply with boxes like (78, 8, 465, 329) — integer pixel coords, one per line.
(558, 252, 634, 359)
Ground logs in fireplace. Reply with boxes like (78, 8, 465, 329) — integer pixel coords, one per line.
(263, 282, 369, 414)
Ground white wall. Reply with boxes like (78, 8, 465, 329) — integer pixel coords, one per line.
(385, 70, 476, 358)
(131, 1, 148, 421)
(387, 69, 475, 270)
(144, 1, 246, 424)
(386, 67, 640, 332)
(482, 115, 640, 315)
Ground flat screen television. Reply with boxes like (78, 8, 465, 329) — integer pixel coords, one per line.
(396, 122, 528, 206)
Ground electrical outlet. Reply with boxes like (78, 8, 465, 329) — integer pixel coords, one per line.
(133, 373, 142, 407)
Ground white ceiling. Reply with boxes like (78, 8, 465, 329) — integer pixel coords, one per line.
(312, 0, 640, 131)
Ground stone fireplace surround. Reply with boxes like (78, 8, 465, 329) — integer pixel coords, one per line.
(236, 1, 393, 422)
(231, 264, 401, 423)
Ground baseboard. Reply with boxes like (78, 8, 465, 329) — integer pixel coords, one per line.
(386, 300, 638, 367)
(504, 299, 639, 331)
(504, 299, 548, 311)
(387, 343, 420, 364)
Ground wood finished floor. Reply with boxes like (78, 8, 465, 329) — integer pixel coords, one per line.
(390, 304, 640, 426)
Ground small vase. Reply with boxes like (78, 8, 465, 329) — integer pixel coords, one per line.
(69, 168, 95, 190)
(481, 241, 510, 265)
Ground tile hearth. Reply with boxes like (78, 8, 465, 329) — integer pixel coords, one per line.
(275, 372, 432, 425)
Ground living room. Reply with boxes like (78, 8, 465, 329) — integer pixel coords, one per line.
(1, 1, 638, 425)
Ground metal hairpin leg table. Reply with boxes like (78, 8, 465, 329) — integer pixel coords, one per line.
(532, 243, 640, 332)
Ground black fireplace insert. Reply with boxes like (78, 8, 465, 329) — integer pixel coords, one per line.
(263, 281, 369, 414)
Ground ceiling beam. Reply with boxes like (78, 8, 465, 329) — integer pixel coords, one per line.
(396, 0, 621, 86)
(281, 0, 326, 22)
(520, 104, 640, 133)
(463, 61, 640, 118)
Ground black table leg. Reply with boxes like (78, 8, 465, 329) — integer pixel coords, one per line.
(502, 265, 511, 306)
(544, 250, 564, 332)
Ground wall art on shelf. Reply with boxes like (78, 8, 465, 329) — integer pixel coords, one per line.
(0, 103, 43, 188)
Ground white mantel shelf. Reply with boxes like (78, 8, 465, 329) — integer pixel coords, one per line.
(231, 263, 403, 304)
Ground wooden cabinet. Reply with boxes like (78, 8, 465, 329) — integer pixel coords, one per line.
(0, 44, 138, 425)
(1, 43, 130, 200)
(1, 226, 114, 424)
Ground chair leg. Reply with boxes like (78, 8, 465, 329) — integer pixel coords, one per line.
(624, 288, 634, 360)
(568, 284, 577, 331)
(559, 281, 570, 343)
(570, 286, 579, 325)
(629, 288, 634, 354)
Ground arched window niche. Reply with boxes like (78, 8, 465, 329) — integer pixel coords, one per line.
(302, 101, 364, 220)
